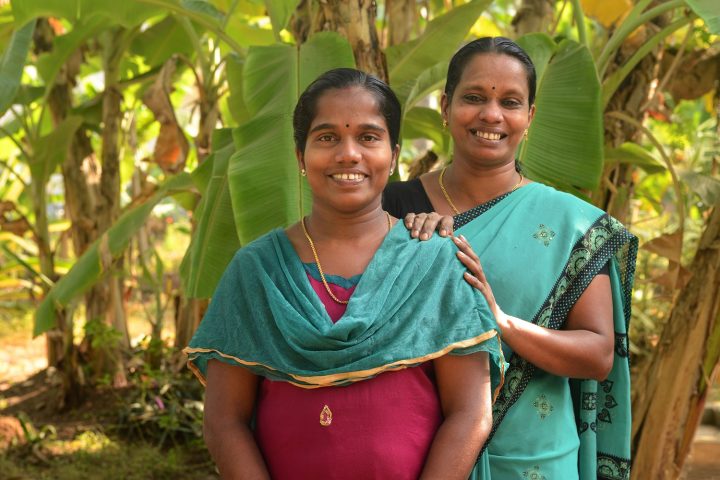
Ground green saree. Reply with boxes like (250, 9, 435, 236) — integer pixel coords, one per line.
(455, 182, 637, 480)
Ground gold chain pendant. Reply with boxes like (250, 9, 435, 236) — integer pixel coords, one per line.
(320, 404, 333, 426)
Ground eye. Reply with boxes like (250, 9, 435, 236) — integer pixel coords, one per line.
(360, 133, 381, 142)
(502, 99, 523, 108)
(463, 94, 484, 103)
(317, 133, 336, 142)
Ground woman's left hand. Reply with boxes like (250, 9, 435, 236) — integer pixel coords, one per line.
(452, 234, 506, 328)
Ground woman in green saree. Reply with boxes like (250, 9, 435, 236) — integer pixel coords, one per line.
(185, 68, 504, 479)
(383, 37, 637, 480)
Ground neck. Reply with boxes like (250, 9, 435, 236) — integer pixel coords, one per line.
(305, 204, 389, 242)
(444, 160, 521, 206)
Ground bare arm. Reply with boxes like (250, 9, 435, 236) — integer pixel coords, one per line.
(454, 234, 614, 381)
(420, 352, 492, 479)
(204, 360, 270, 480)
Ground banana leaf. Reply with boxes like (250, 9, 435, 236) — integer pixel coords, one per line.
(0, 20, 33, 116)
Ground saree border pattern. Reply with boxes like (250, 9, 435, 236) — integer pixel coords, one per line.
(478, 213, 637, 478)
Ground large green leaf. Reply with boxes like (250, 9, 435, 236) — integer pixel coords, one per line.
(686, 0, 720, 33)
(264, 0, 300, 39)
(29, 116, 83, 185)
(35, 173, 194, 336)
(225, 53, 252, 125)
(129, 16, 194, 68)
(180, 129, 240, 298)
(386, 0, 492, 106)
(516, 32, 556, 86)
(402, 60, 448, 112)
(229, 33, 354, 245)
(11, 0, 162, 27)
(521, 39, 603, 190)
(403, 106, 450, 155)
(0, 20, 33, 116)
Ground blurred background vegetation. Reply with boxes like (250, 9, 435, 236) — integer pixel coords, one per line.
(0, 0, 718, 478)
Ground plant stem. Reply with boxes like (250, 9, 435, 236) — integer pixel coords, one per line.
(570, 0, 587, 46)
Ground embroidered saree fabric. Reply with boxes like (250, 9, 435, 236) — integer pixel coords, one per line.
(185, 223, 504, 393)
(454, 182, 637, 480)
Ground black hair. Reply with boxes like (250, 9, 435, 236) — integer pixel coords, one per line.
(293, 68, 402, 153)
(444, 37, 537, 108)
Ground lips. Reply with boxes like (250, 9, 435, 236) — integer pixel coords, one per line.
(469, 129, 506, 141)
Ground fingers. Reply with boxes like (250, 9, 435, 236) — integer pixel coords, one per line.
(438, 215, 454, 237)
(452, 235, 487, 284)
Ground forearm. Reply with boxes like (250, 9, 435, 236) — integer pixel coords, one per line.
(500, 315, 612, 380)
(420, 412, 491, 479)
(204, 420, 269, 480)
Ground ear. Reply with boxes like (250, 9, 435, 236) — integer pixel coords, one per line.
(295, 148, 305, 171)
(527, 104, 536, 126)
(391, 144, 400, 172)
(440, 93, 449, 122)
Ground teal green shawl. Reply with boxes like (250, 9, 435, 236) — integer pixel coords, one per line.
(185, 223, 503, 394)
(456, 183, 636, 480)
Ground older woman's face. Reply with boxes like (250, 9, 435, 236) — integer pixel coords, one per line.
(442, 53, 535, 169)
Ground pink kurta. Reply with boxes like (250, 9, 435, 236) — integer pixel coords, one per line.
(254, 270, 442, 479)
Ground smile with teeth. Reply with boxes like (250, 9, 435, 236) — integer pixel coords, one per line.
(331, 173, 366, 181)
(471, 129, 504, 141)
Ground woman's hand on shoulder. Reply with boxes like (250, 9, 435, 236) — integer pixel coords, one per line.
(404, 212, 454, 240)
(452, 235, 507, 329)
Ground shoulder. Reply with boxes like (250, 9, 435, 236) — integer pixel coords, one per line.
(527, 182, 606, 225)
(225, 229, 283, 272)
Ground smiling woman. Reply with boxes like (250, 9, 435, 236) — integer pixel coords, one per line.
(383, 38, 637, 480)
(184, 68, 505, 479)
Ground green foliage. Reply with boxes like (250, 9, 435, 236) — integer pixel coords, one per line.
(118, 342, 204, 446)
(686, 0, 720, 34)
(228, 32, 354, 246)
(520, 38, 603, 190)
(263, 0, 301, 39)
(0, 20, 33, 115)
(387, 0, 492, 108)
(34, 173, 194, 336)
(181, 129, 240, 298)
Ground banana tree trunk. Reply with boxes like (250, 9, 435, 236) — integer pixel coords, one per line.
(512, 0, 554, 36)
(386, 0, 416, 46)
(313, 0, 387, 81)
(631, 206, 720, 479)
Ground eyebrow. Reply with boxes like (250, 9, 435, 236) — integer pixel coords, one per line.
(309, 122, 387, 134)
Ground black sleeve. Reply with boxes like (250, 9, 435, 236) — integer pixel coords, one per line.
(382, 179, 435, 218)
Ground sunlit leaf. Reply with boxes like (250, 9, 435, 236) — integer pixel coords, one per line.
(129, 16, 194, 68)
(521, 40, 603, 191)
(387, 0, 492, 106)
(686, 0, 720, 34)
(264, 0, 300, 38)
(35, 173, 194, 336)
(180, 129, 240, 298)
(516, 32, 556, 86)
(605, 142, 665, 174)
(403, 107, 449, 155)
(580, 0, 632, 28)
(0, 20, 34, 116)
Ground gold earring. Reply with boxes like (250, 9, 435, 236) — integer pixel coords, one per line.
(442, 119, 448, 129)
(523, 129, 529, 141)
(301, 168, 306, 176)
(389, 168, 394, 176)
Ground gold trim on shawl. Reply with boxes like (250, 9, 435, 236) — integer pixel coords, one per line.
(183, 329, 504, 394)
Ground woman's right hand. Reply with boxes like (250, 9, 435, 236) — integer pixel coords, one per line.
(452, 234, 507, 329)
(404, 212, 454, 240)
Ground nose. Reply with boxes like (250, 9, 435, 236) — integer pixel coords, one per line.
(336, 139, 361, 163)
(478, 100, 502, 123)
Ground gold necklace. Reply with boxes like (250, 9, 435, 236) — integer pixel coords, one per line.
(301, 212, 392, 305)
(438, 166, 524, 215)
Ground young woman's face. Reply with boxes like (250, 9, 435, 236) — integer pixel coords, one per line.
(442, 53, 535, 169)
(298, 86, 397, 215)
